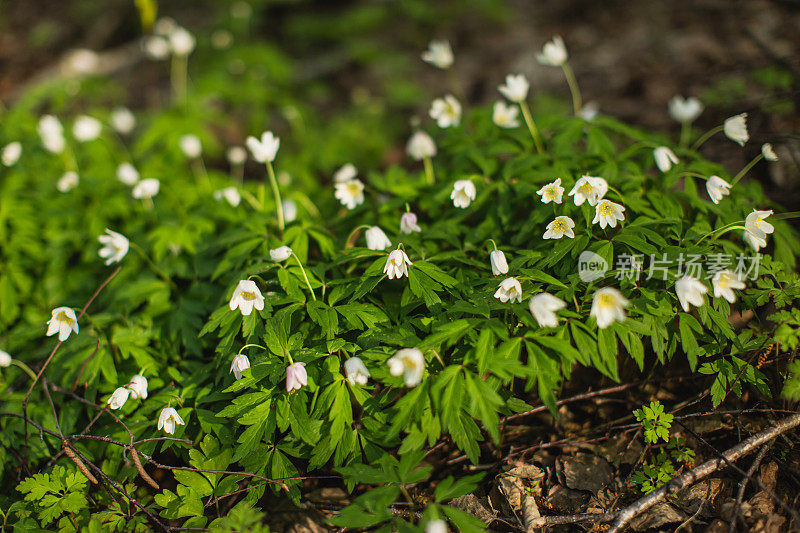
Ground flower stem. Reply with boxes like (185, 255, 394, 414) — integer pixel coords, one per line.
(265, 161, 285, 233)
(690, 125, 723, 150)
(519, 101, 544, 154)
(171, 54, 188, 104)
(607, 186, 626, 203)
(291, 252, 317, 301)
(695, 221, 746, 245)
(423, 156, 435, 185)
(561, 62, 582, 115)
(238, 343, 267, 355)
(12, 360, 38, 381)
(131, 242, 178, 291)
(679, 121, 690, 147)
(731, 154, 763, 186)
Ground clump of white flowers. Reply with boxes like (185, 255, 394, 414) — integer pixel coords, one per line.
(421, 40, 453, 69)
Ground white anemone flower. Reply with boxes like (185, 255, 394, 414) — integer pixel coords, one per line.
(498, 74, 530, 103)
(761, 143, 778, 162)
(226, 146, 247, 166)
(116, 163, 139, 186)
(536, 35, 568, 66)
(712, 270, 746, 304)
(111, 107, 136, 135)
(98, 229, 129, 265)
(723, 113, 749, 146)
(451, 179, 476, 208)
(144, 35, 170, 60)
(57, 171, 79, 193)
(421, 40, 453, 69)
(400, 212, 421, 234)
(387, 348, 425, 387)
(425, 519, 448, 533)
(270, 246, 293, 262)
(46, 307, 79, 341)
(179, 134, 202, 158)
(490, 249, 509, 275)
(590, 287, 630, 329)
(406, 131, 437, 160)
(132, 178, 160, 200)
(38, 115, 66, 154)
(429, 95, 462, 128)
(107, 387, 130, 410)
(705, 176, 731, 204)
(578, 102, 600, 121)
(73, 115, 102, 142)
(668, 96, 703, 124)
(333, 163, 358, 183)
(157, 407, 185, 435)
(286, 362, 307, 391)
(283, 199, 298, 223)
(568, 176, 608, 206)
(744, 209, 774, 251)
(2, 142, 22, 166)
(230, 354, 251, 380)
(537, 178, 564, 204)
(228, 279, 265, 316)
(494, 277, 523, 303)
(592, 200, 626, 229)
(529, 293, 567, 328)
(365, 226, 392, 251)
(334, 179, 365, 210)
(344, 357, 370, 386)
(214, 187, 241, 207)
(169, 26, 196, 56)
(246, 131, 280, 163)
(0, 350, 11, 367)
(384, 248, 412, 280)
(675, 276, 708, 313)
(653, 147, 679, 172)
(127, 375, 148, 399)
(492, 101, 520, 128)
(543, 216, 575, 240)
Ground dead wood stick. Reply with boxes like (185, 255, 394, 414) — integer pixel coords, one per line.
(728, 443, 769, 533)
(608, 411, 800, 533)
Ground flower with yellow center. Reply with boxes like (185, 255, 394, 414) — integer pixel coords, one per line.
(568, 176, 608, 206)
(494, 277, 523, 303)
(228, 279, 265, 316)
(334, 179, 365, 210)
(543, 216, 575, 239)
(46, 306, 79, 341)
(429, 95, 462, 128)
(590, 287, 629, 329)
(592, 200, 626, 229)
(712, 270, 746, 304)
(537, 178, 564, 204)
(387, 348, 425, 387)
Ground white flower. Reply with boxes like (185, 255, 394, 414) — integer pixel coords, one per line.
(492, 101, 520, 128)
(744, 209, 774, 251)
(421, 40, 453, 69)
(64, 48, 99, 74)
(57, 171, 79, 193)
(0, 349, 11, 367)
(590, 287, 630, 329)
(762, 143, 778, 162)
(246, 131, 280, 163)
(270, 246, 293, 262)
(578, 102, 600, 121)
(705, 176, 731, 204)
(344, 357, 370, 385)
(334, 179, 365, 210)
(489, 250, 509, 275)
(712, 270, 746, 304)
(429, 95, 462, 128)
(365, 226, 392, 251)
(228, 279, 265, 316)
(543, 216, 576, 240)
(46, 307, 79, 341)
(668, 96, 703, 123)
(230, 354, 251, 380)
(144, 36, 170, 60)
(169, 26, 196, 56)
(536, 35, 568, 66)
(157, 407, 185, 435)
(568, 175, 608, 206)
(653, 147, 679, 172)
(498, 74, 530, 103)
(153, 17, 177, 35)
(724, 113, 749, 146)
(494, 277, 523, 303)
(400, 212, 421, 234)
(179, 134, 202, 158)
(592, 200, 626, 229)
(226, 146, 247, 166)
(132, 178, 160, 200)
(38, 115, 66, 154)
(127, 375, 148, 399)
(286, 362, 307, 391)
(214, 187, 241, 207)
(537, 178, 564, 204)
(98, 229, 129, 265)
(451, 179, 476, 208)
(406, 131, 437, 160)
(426, 519, 448, 533)
(116, 163, 139, 186)
(283, 199, 298, 222)
(675, 276, 708, 313)
(333, 163, 358, 183)
(2, 142, 22, 166)
(384, 249, 412, 280)
(73, 115, 102, 142)
(107, 387, 130, 410)
(111, 107, 136, 135)
(387, 348, 425, 387)
(529, 293, 567, 328)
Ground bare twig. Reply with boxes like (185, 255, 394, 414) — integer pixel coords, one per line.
(728, 444, 769, 533)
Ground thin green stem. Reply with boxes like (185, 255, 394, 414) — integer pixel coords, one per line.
(423, 156, 434, 185)
(607, 186, 626, 203)
(519, 101, 544, 154)
(345, 225, 371, 247)
(12, 360, 38, 381)
(171, 54, 188, 104)
(266, 161, 285, 232)
(690, 125, 723, 150)
(130, 242, 178, 291)
(240, 189, 262, 210)
(561, 62, 582, 115)
(487, 239, 498, 251)
(291, 252, 317, 301)
(679, 121, 690, 147)
(731, 154, 763, 186)
(695, 221, 746, 245)
(238, 343, 267, 355)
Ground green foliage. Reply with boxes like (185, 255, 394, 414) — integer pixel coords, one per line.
(15, 466, 90, 529)
(633, 400, 674, 444)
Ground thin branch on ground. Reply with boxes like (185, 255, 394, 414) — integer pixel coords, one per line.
(728, 443, 770, 533)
